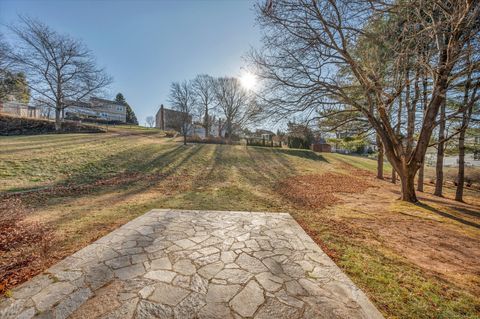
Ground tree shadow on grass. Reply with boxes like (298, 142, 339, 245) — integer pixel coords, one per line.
(191, 144, 227, 188)
(230, 146, 309, 191)
(416, 202, 480, 229)
(61, 143, 186, 185)
(20, 144, 203, 210)
(36, 144, 208, 228)
(0, 134, 120, 155)
(186, 144, 302, 200)
(420, 197, 480, 218)
(270, 148, 329, 162)
(182, 144, 291, 211)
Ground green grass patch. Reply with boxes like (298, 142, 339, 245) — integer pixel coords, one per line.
(1, 129, 479, 319)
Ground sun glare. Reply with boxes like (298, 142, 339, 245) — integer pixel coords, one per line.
(240, 72, 257, 91)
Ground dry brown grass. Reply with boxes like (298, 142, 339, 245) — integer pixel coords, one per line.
(1, 131, 479, 318)
(290, 166, 480, 296)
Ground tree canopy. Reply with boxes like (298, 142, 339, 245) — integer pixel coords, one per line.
(252, 0, 479, 202)
(0, 71, 30, 103)
(115, 93, 138, 125)
(6, 16, 112, 130)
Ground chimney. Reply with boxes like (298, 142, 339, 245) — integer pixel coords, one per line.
(160, 104, 165, 130)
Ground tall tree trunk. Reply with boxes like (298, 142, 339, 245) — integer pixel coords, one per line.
(391, 169, 397, 184)
(55, 107, 62, 131)
(400, 170, 418, 202)
(434, 98, 446, 197)
(183, 133, 187, 145)
(204, 108, 209, 138)
(455, 59, 473, 202)
(417, 163, 424, 192)
(455, 127, 466, 201)
(392, 89, 403, 184)
(417, 75, 428, 192)
(405, 69, 413, 154)
(376, 134, 384, 179)
(56, 73, 63, 130)
(226, 118, 232, 144)
(384, 148, 418, 203)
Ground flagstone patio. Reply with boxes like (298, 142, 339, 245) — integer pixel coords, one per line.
(0, 209, 384, 319)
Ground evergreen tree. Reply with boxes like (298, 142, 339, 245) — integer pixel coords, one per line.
(115, 92, 126, 104)
(115, 92, 138, 125)
(0, 71, 30, 103)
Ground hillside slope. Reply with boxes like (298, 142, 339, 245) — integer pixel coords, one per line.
(0, 129, 479, 318)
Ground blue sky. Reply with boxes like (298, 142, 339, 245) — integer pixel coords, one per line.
(0, 0, 261, 125)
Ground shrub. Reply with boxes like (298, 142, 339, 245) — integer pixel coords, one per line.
(246, 138, 280, 147)
(286, 122, 314, 149)
(288, 136, 311, 149)
(164, 130, 177, 138)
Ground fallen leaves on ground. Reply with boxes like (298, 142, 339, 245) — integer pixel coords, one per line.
(0, 197, 54, 294)
(0, 170, 192, 294)
(276, 171, 372, 209)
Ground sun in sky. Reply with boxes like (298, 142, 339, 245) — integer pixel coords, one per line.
(239, 71, 258, 91)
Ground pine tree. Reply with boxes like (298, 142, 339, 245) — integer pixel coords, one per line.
(114, 93, 126, 104)
(0, 72, 30, 103)
(115, 93, 138, 125)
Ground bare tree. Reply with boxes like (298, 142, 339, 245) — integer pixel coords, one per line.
(252, 0, 479, 202)
(192, 74, 215, 138)
(376, 134, 384, 179)
(146, 116, 155, 128)
(416, 74, 429, 191)
(6, 16, 112, 130)
(0, 33, 11, 72)
(455, 41, 480, 201)
(434, 98, 447, 196)
(169, 80, 195, 145)
(213, 77, 259, 142)
(0, 33, 12, 99)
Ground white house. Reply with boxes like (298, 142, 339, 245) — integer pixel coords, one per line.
(65, 97, 127, 122)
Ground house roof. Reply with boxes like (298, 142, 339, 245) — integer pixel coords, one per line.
(64, 100, 91, 108)
(255, 129, 275, 135)
(156, 105, 190, 118)
(90, 97, 124, 106)
(64, 97, 124, 108)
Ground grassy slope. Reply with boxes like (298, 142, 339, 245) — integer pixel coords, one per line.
(0, 128, 479, 318)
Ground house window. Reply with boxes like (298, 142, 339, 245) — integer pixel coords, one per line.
(117, 106, 123, 111)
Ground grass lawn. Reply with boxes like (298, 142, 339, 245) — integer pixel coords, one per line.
(1, 127, 479, 318)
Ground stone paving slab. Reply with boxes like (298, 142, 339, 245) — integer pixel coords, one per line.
(0, 209, 384, 319)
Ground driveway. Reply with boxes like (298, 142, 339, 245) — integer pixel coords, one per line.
(0, 209, 383, 318)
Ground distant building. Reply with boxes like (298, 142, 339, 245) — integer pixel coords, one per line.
(311, 142, 332, 153)
(425, 153, 480, 167)
(254, 129, 275, 141)
(191, 118, 226, 138)
(0, 101, 40, 118)
(65, 97, 127, 122)
(155, 104, 192, 132)
(311, 136, 332, 153)
(245, 129, 278, 146)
